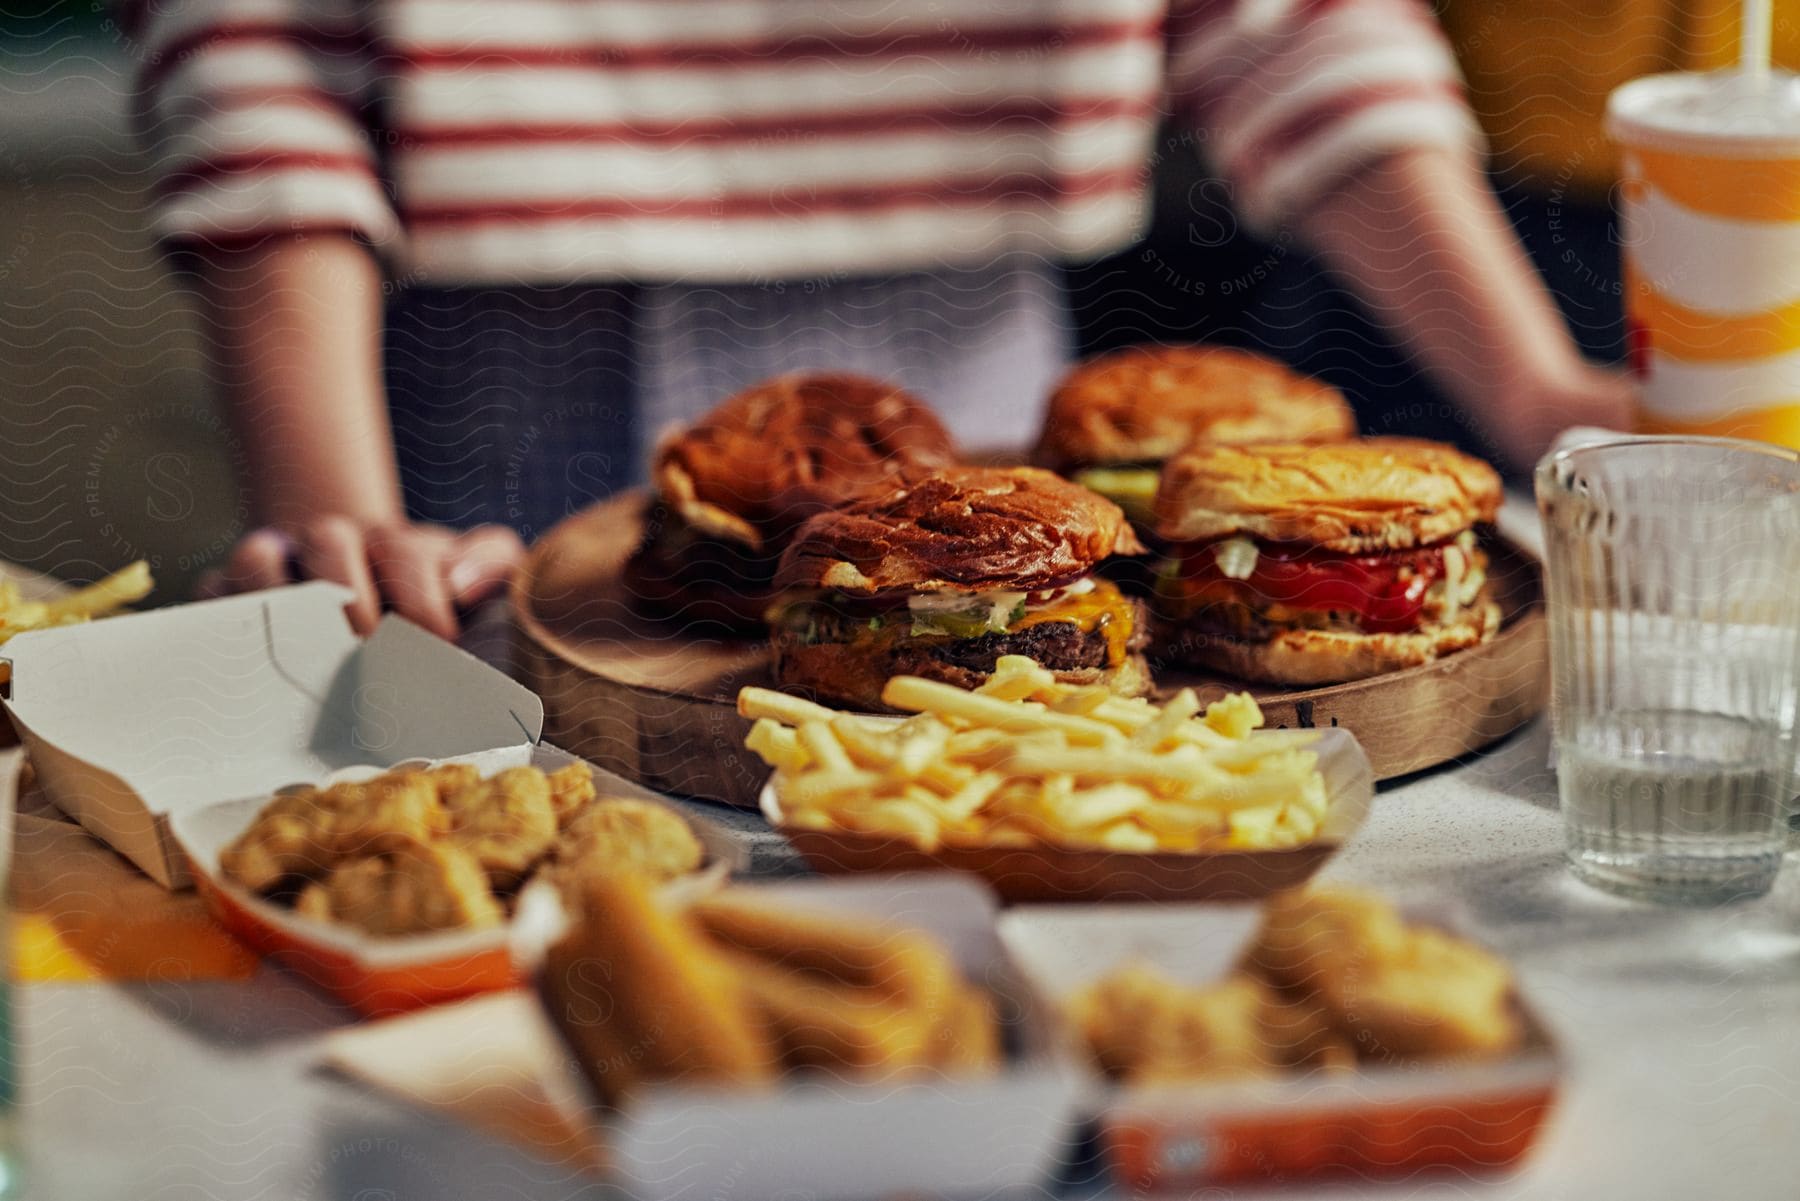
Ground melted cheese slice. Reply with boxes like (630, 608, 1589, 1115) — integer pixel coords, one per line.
(1014, 578, 1135, 667)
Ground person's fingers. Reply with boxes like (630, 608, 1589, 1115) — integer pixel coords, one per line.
(366, 524, 459, 640)
(196, 528, 292, 599)
(446, 525, 527, 608)
(295, 516, 381, 635)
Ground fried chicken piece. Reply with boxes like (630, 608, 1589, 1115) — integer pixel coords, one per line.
(1257, 991, 1357, 1073)
(1070, 963, 1279, 1084)
(220, 772, 446, 893)
(1242, 888, 1520, 1060)
(692, 893, 955, 1013)
(442, 766, 558, 889)
(424, 762, 481, 802)
(220, 789, 332, 891)
(546, 762, 597, 827)
(295, 835, 503, 936)
(294, 879, 333, 923)
(554, 798, 704, 884)
(1242, 886, 1409, 994)
(543, 871, 776, 1105)
(328, 772, 449, 858)
(1344, 926, 1520, 1059)
(925, 986, 1001, 1077)
(722, 948, 938, 1076)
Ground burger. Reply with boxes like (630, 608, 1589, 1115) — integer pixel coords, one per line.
(1033, 345, 1356, 526)
(769, 466, 1150, 710)
(626, 373, 957, 629)
(1149, 438, 1503, 685)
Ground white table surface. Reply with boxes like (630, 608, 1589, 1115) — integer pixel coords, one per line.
(16, 497, 1800, 1200)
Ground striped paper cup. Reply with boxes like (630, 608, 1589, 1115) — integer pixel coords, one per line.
(1609, 71, 1800, 446)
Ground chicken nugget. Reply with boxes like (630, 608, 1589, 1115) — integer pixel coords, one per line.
(299, 836, 503, 936)
(692, 894, 956, 1013)
(443, 766, 558, 889)
(546, 762, 598, 827)
(424, 762, 481, 801)
(220, 791, 332, 891)
(542, 872, 775, 1106)
(555, 798, 704, 883)
(294, 880, 333, 923)
(221, 771, 445, 893)
(326, 772, 448, 859)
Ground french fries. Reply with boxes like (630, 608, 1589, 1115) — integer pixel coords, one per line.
(739, 656, 1332, 855)
(0, 562, 154, 684)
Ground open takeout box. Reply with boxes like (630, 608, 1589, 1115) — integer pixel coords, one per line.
(174, 742, 738, 1016)
(0, 582, 738, 1015)
(998, 902, 1562, 1190)
(328, 873, 1086, 1201)
(760, 725, 1374, 902)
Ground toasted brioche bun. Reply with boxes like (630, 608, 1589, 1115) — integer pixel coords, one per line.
(1034, 346, 1354, 472)
(1154, 438, 1503, 552)
(1158, 598, 1501, 686)
(652, 373, 956, 550)
(777, 466, 1146, 596)
(774, 635, 1151, 713)
(622, 497, 783, 630)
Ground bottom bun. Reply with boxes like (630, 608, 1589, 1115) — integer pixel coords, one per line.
(1158, 598, 1502, 687)
(774, 633, 1151, 713)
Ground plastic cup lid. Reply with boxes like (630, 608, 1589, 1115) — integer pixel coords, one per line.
(1607, 70, 1800, 157)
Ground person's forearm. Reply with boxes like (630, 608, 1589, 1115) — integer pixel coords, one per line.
(1298, 147, 1585, 420)
(198, 233, 402, 529)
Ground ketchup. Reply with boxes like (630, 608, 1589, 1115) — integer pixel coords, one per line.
(1176, 540, 1448, 634)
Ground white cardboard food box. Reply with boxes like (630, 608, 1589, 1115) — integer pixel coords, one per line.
(514, 873, 1087, 1201)
(0, 582, 544, 889)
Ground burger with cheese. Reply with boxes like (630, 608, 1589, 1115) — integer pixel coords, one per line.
(1033, 345, 1355, 526)
(626, 373, 956, 629)
(1149, 438, 1502, 685)
(769, 466, 1150, 710)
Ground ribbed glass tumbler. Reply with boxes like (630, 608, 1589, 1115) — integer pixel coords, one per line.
(1537, 437, 1800, 904)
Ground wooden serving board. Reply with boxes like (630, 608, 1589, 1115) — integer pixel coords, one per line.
(511, 491, 1547, 807)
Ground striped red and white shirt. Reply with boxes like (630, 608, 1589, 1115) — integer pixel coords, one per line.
(130, 0, 1480, 285)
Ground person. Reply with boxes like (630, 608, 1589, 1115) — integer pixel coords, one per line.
(130, 0, 1630, 639)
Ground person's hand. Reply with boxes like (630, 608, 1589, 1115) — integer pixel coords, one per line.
(1482, 361, 1637, 476)
(196, 518, 525, 640)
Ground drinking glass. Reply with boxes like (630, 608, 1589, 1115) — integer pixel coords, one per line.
(1536, 436, 1800, 904)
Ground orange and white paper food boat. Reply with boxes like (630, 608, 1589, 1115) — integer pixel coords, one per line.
(761, 725, 1374, 903)
(999, 902, 1561, 1189)
(172, 744, 736, 1017)
(3, 582, 734, 1015)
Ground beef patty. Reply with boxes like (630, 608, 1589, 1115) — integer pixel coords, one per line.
(912, 619, 1112, 674)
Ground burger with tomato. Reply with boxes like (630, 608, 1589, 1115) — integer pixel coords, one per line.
(769, 465, 1150, 710)
(1149, 438, 1502, 685)
(1032, 345, 1356, 527)
(626, 373, 957, 630)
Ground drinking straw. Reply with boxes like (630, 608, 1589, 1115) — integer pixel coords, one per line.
(1741, 0, 1773, 89)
